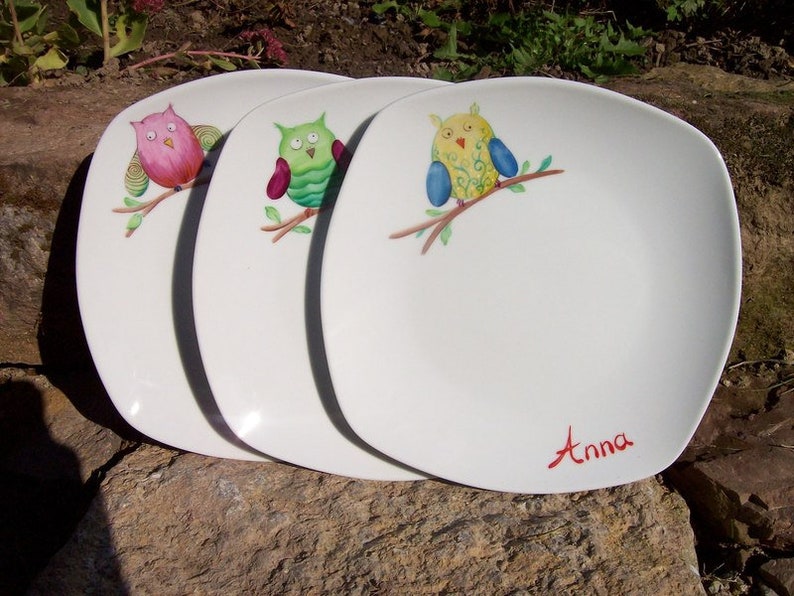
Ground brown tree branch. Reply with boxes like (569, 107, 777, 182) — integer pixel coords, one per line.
(261, 207, 319, 243)
(390, 169, 564, 254)
(113, 177, 209, 237)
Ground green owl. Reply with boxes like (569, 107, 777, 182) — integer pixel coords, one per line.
(426, 102, 518, 207)
(266, 113, 347, 209)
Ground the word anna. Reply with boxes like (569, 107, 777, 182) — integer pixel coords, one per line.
(548, 425, 634, 469)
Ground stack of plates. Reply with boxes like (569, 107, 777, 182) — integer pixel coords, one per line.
(76, 70, 741, 493)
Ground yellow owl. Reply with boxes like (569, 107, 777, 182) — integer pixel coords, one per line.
(426, 102, 518, 206)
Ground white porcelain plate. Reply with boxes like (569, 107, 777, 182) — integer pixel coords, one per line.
(76, 69, 348, 459)
(193, 77, 449, 479)
(320, 78, 742, 492)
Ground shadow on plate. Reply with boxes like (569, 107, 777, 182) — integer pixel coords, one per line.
(305, 117, 427, 477)
(171, 139, 269, 458)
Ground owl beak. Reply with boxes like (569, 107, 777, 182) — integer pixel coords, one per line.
(306, 147, 315, 159)
(163, 137, 174, 149)
(456, 137, 466, 149)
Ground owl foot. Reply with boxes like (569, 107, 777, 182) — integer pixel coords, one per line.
(174, 185, 183, 192)
(456, 198, 465, 207)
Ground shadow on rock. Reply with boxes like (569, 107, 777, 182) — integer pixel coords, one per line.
(0, 379, 127, 595)
(37, 155, 140, 441)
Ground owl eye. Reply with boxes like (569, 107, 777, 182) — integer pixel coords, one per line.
(166, 122, 177, 132)
(441, 128, 453, 139)
(290, 138, 303, 150)
(307, 132, 319, 144)
(463, 122, 473, 132)
(146, 130, 157, 141)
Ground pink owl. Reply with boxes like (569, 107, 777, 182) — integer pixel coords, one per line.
(130, 104, 205, 189)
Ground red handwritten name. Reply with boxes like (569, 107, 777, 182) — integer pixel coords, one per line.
(548, 425, 634, 469)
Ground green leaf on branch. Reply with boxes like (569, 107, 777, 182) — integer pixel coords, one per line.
(292, 225, 311, 234)
(123, 196, 142, 207)
(440, 224, 452, 246)
(425, 208, 448, 217)
(264, 205, 281, 223)
(415, 228, 426, 238)
(508, 183, 526, 193)
(537, 155, 553, 172)
(520, 160, 530, 175)
(126, 213, 143, 231)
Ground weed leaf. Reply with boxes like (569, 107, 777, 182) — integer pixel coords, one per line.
(109, 12, 147, 58)
(208, 55, 237, 71)
(66, 0, 103, 37)
(33, 47, 68, 71)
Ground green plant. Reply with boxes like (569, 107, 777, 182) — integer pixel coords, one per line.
(657, 0, 707, 22)
(125, 27, 288, 74)
(67, 0, 153, 64)
(373, 2, 649, 83)
(1, 0, 78, 85)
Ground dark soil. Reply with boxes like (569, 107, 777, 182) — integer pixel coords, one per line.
(43, 1, 794, 84)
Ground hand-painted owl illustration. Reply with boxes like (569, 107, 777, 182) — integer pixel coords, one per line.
(426, 102, 518, 207)
(126, 104, 222, 196)
(266, 113, 347, 209)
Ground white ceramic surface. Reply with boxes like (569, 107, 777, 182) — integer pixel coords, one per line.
(320, 77, 742, 492)
(192, 77, 449, 479)
(76, 69, 348, 459)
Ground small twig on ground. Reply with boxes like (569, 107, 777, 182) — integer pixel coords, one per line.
(726, 359, 788, 371)
(127, 49, 263, 71)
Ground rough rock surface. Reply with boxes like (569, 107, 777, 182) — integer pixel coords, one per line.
(668, 366, 794, 551)
(31, 443, 704, 595)
(759, 557, 794, 596)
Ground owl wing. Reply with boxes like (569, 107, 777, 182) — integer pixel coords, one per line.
(426, 161, 452, 207)
(191, 124, 224, 152)
(266, 157, 291, 199)
(488, 138, 518, 178)
(332, 139, 351, 172)
(125, 151, 149, 197)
